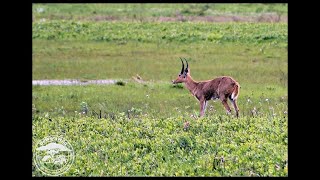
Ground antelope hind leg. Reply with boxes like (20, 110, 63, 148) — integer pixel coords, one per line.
(230, 99, 239, 118)
(221, 99, 232, 115)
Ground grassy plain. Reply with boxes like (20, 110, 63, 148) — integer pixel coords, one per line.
(33, 3, 287, 21)
(32, 3, 287, 177)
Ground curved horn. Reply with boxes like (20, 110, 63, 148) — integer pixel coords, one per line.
(184, 58, 189, 73)
(180, 57, 185, 74)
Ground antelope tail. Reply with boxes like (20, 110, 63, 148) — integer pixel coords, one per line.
(231, 84, 240, 101)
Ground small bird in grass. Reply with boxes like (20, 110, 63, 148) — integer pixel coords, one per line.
(136, 74, 142, 80)
(132, 74, 144, 83)
(183, 121, 190, 131)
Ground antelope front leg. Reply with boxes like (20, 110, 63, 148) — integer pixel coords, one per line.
(199, 100, 207, 117)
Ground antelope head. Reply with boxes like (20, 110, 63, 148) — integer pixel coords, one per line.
(172, 58, 190, 84)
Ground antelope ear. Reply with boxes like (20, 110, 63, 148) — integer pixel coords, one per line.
(183, 71, 188, 77)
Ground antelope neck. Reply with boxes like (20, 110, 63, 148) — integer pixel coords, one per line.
(184, 76, 198, 96)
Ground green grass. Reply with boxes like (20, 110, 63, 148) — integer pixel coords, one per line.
(32, 4, 287, 177)
(32, 114, 287, 176)
(32, 3, 287, 22)
(32, 21, 287, 44)
(32, 81, 287, 177)
(32, 82, 287, 118)
(32, 22, 287, 81)
(32, 40, 287, 83)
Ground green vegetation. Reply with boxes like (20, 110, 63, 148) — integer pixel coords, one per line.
(32, 114, 287, 176)
(33, 21, 287, 44)
(32, 22, 287, 80)
(32, 3, 287, 177)
(32, 83, 287, 118)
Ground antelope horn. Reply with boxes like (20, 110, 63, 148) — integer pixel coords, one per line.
(180, 57, 185, 74)
(184, 58, 189, 72)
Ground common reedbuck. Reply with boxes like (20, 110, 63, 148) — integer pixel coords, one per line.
(172, 58, 240, 118)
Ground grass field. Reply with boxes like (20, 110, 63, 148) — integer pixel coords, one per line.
(32, 3, 287, 177)
(33, 3, 287, 22)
